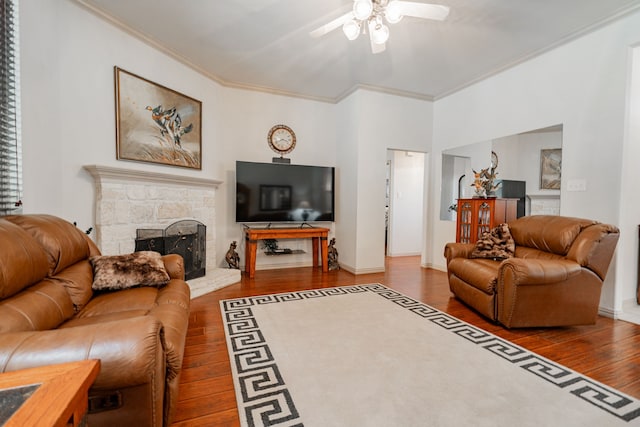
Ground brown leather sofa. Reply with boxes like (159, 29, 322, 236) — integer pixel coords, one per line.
(444, 215, 619, 328)
(0, 214, 190, 426)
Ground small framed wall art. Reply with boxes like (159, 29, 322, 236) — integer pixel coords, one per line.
(540, 148, 562, 190)
(114, 66, 202, 169)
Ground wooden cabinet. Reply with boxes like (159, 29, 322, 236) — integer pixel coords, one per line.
(456, 198, 518, 243)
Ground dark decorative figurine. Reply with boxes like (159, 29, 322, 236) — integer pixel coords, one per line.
(225, 241, 240, 269)
(328, 238, 339, 270)
(262, 239, 279, 254)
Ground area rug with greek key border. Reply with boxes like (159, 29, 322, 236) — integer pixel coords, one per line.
(221, 284, 640, 427)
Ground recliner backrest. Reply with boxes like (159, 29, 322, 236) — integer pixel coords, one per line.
(3, 214, 90, 275)
(508, 215, 596, 256)
(0, 218, 50, 299)
(0, 218, 76, 333)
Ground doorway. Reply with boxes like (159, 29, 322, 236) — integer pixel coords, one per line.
(386, 149, 426, 257)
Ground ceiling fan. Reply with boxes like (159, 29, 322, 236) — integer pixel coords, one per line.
(310, 0, 450, 54)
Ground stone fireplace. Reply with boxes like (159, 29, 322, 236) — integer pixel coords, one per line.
(84, 165, 240, 297)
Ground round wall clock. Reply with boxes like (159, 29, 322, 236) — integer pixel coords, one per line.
(491, 151, 499, 169)
(267, 124, 296, 156)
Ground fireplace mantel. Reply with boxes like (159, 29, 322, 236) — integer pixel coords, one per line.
(83, 164, 222, 189)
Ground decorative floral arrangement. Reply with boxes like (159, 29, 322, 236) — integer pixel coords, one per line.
(471, 165, 500, 198)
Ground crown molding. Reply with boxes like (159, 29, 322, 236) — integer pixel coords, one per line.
(335, 84, 434, 103)
(222, 79, 336, 104)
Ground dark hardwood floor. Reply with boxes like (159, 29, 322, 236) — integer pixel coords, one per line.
(172, 256, 640, 426)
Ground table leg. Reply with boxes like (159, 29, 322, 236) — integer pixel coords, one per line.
(245, 237, 257, 278)
(312, 237, 320, 268)
(321, 236, 328, 272)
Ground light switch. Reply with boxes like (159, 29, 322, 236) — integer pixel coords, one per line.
(566, 179, 587, 192)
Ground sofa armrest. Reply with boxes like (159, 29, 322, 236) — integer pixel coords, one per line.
(499, 258, 582, 286)
(162, 254, 185, 280)
(444, 242, 475, 264)
(497, 257, 603, 328)
(0, 316, 165, 390)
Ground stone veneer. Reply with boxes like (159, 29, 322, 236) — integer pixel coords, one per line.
(527, 194, 561, 216)
(84, 165, 240, 296)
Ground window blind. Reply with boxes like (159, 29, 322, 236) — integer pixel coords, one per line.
(0, 0, 21, 215)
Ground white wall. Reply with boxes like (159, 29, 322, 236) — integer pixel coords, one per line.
(216, 87, 337, 270)
(18, 0, 432, 275)
(339, 90, 433, 274)
(19, 0, 223, 229)
(618, 45, 640, 311)
(334, 93, 360, 270)
(430, 10, 640, 315)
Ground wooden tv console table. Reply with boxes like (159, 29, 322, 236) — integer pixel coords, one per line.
(244, 227, 329, 278)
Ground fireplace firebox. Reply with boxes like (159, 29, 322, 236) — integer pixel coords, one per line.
(135, 220, 206, 280)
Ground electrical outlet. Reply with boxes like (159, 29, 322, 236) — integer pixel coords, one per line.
(566, 179, 587, 192)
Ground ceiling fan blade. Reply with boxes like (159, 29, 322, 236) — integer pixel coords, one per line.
(310, 12, 354, 38)
(396, 2, 450, 21)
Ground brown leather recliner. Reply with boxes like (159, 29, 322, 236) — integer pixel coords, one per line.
(444, 215, 619, 328)
(0, 214, 190, 426)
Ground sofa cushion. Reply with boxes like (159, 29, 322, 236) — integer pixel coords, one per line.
(508, 215, 596, 256)
(0, 219, 51, 299)
(470, 223, 515, 260)
(3, 214, 91, 275)
(61, 309, 151, 328)
(0, 279, 75, 333)
(90, 251, 170, 291)
(72, 286, 159, 320)
(513, 246, 565, 261)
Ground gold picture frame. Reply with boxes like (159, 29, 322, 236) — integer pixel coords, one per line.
(540, 148, 561, 190)
(114, 67, 202, 169)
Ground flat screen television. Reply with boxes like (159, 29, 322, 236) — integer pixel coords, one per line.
(235, 161, 335, 223)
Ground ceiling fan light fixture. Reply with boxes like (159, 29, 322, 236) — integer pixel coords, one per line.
(343, 19, 361, 40)
(311, 0, 449, 53)
(385, 1, 403, 24)
(353, 0, 373, 20)
(370, 22, 389, 44)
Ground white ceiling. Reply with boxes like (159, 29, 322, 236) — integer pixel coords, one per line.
(76, 0, 640, 102)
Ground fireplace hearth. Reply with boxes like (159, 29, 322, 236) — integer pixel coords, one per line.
(135, 220, 206, 280)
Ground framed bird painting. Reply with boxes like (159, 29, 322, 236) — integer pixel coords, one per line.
(114, 66, 202, 169)
(540, 148, 561, 190)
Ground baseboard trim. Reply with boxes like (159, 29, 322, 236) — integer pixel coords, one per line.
(252, 261, 312, 271)
(387, 252, 421, 257)
(425, 264, 447, 273)
(598, 306, 619, 319)
(423, 262, 447, 272)
(339, 264, 385, 275)
(618, 299, 640, 325)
